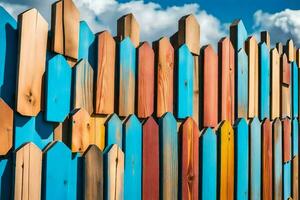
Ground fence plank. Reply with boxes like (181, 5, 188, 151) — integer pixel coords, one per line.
(297, 49, 300, 68)
(281, 54, 291, 118)
(262, 118, 273, 199)
(137, 42, 154, 118)
(219, 37, 235, 124)
(14, 143, 42, 200)
(286, 39, 294, 62)
(159, 112, 178, 199)
(292, 61, 298, 118)
(105, 114, 122, 149)
(200, 45, 218, 127)
(230, 20, 248, 51)
(277, 42, 283, 55)
(283, 118, 292, 162)
(261, 31, 270, 48)
(45, 54, 72, 122)
(177, 44, 194, 119)
(284, 161, 292, 199)
(83, 145, 103, 200)
(118, 37, 136, 116)
(245, 36, 258, 118)
(117, 14, 140, 48)
(218, 121, 234, 200)
(199, 128, 217, 200)
(153, 37, 174, 117)
(292, 156, 298, 200)
(142, 117, 159, 200)
(73, 59, 94, 115)
(249, 117, 261, 199)
(123, 115, 142, 200)
(0, 156, 12, 199)
(90, 115, 106, 151)
(271, 48, 280, 120)
(234, 118, 249, 199)
(0, 98, 13, 155)
(273, 118, 283, 200)
(292, 118, 298, 157)
(16, 8, 48, 116)
(104, 144, 124, 200)
(193, 55, 199, 124)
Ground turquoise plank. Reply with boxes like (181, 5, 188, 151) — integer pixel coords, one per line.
(259, 43, 270, 120)
(70, 153, 82, 200)
(45, 54, 72, 122)
(199, 128, 217, 200)
(292, 62, 298, 118)
(234, 118, 249, 199)
(236, 49, 248, 118)
(105, 113, 123, 149)
(230, 20, 248, 51)
(0, 6, 18, 108)
(273, 118, 283, 200)
(292, 118, 298, 156)
(78, 21, 97, 71)
(123, 115, 142, 200)
(0, 155, 12, 199)
(14, 112, 54, 150)
(159, 112, 178, 199)
(176, 44, 194, 119)
(283, 161, 291, 199)
(249, 117, 261, 199)
(43, 141, 74, 199)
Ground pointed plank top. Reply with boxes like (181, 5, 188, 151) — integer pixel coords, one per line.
(117, 13, 140, 47)
(260, 31, 270, 48)
(230, 19, 248, 51)
(286, 39, 294, 62)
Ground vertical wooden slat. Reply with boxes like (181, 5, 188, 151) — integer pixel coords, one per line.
(0, 98, 13, 156)
(16, 8, 48, 116)
(281, 54, 291, 118)
(283, 118, 292, 163)
(90, 114, 106, 151)
(105, 113, 122, 148)
(292, 61, 299, 118)
(277, 42, 283, 55)
(117, 13, 140, 48)
(53, 117, 70, 145)
(286, 39, 294, 62)
(260, 31, 270, 48)
(292, 118, 298, 157)
(271, 48, 280, 120)
(193, 55, 199, 124)
(292, 156, 299, 200)
(296, 48, 300, 68)
(284, 161, 292, 199)
(230, 20, 248, 51)
(273, 118, 283, 200)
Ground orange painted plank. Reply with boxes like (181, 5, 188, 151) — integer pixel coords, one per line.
(282, 53, 290, 85)
(0, 98, 13, 156)
(281, 54, 291, 118)
(282, 118, 291, 163)
(117, 14, 140, 48)
(292, 155, 299, 200)
(271, 48, 280, 120)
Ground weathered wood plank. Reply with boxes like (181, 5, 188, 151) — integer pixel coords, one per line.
(273, 118, 283, 200)
(262, 118, 272, 200)
(90, 115, 106, 151)
(286, 39, 294, 62)
(277, 42, 283, 55)
(218, 121, 234, 200)
(177, 44, 194, 119)
(16, 8, 48, 116)
(292, 156, 299, 200)
(153, 37, 174, 117)
(0, 98, 13, 155)
(137, 42, 154, 118)
(284, 161, 292, 199)
(230, 20, 248, 51)
(292, 61, 298, 118)
(271, 48, 280, 120)
(105, 114, 122, 149)
(283, 118, 292, 163)
(292, 118, 298, 157)
(117, 14, 140, 48)
(260, 31, 270, 48)
(95, 31, 116, 115)
(192, 55, 199, 125)
(281, 54, 291, 118)
(53, 117, 70, 145)
(142, 117, 159, 200)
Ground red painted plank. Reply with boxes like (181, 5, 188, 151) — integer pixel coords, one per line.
(282, 118, 291, 163)
(281, 54, 290, 85)
(262, 118, 272, 200)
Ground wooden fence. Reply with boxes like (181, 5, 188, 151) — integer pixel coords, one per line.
(0, 0, 299, 199)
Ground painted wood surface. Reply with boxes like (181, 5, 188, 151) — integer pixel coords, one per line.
(0, 157, 12, 199)
(284, 161, 292, 200)
(193, 55, 199, 125)
(292, 61, 298, 118)
(218, 121, 234, 200)
(105, 114, 122, 149)
(142, 117, 159, 200)
(292, 118, 298, 157)
(45, 54, 72, 122)
(249, 117, 261, 200)
(90, 115, 106, 151)
(262, 118, 273, 200)
(297, 48, 300, 68)
(16, 8, 48, 116)
(201, 45, 218, 127)
(286, 39, 294, 62)
(179, 118, 199, 199)
(0, 98, 13, 155)
(104, 144, 124, 200)
(95, 31, 116, 115)
(14, 143, 42, 200)
(199, 128, 217, 200)
(261, 31, 270, 48)
(230, 20, 248, 51)
(259, 42, 270, 120)
(159, 112, 178, 200)
(234, 118, 248, 200)
(69, 153, 81, 200)
(236, 49, 248, 119)
(273, 118, 283, 200)
(292, 156, 299, 200)
(271, 48, 280, 120)
(219, 37, 235, 124)
(118, 37, 136, 117)
(153, 37, 174, 118)
(71, 108, 91, 153)
(83, 145, 103, 200)
(283, 118, 291, 163)
(137, 42, 154, 118)
(73, 59, 94, 115)
(281, 54, 291, 118)
(53, 117, 70, 145)
(117, 14, 140, 48)
(177, 44, 194, 119)
(245, 36, 258, 118)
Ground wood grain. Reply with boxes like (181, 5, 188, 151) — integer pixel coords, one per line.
(137, 42, 154, 118)
(271, 48, 280, 120)
(281, 54, 291, 118)
(90, 114, 106, 151)
(286, 39, 294, 62)
(273, 118, 283, 200)
(276, 42, 283, 55)
(16, 8, 48, 116)
(105, 113, 123, 149)
(283, 118, 291, 163)
(292, 156, 299, 200)
(14, 143, 42, 200)
(117, 13, 140, 48)
(95, 31, 116, 115)
(0, 98, 13, 155)
(260, 31, 270, 48)
(192, 55, 199, 125)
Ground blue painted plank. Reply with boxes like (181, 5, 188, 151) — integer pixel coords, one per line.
(123, 115, 142, 200)
(236, 49, 248, 119)
(105, 113, 123, 149)
(292, 118, 298, 156)
(259, 42, 270, 120)
(234, 118, 249, 199)
(230, 20, 248, 51)
(283, 161, 291, 199)
(0, 155, 12, 199)
(45, 54, 72, 122)
(159, 112, 178, 199)
(273, 118, 283, 200)
(249, 117, 261, 199)
(199, 128, 217, 200)
(176, 44, 194, 119)
(118, 37, 136, 116)
(70, 153, 82, 200)
(0, 6, 18, 108)
(292, 62, 298, 118)
(14, 112, 53, 150)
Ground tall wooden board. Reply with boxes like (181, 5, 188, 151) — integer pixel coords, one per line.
(292, 62, 298, 118)
(283, 118, 291, 163)
(273, 118, 283, 200)
(261, 31, 270, 48)
(286, 39, 294, 62)
(277, 42, 283, 55)
(284, 161, 292, 199)
(105, 114, 122, 149)
(16, 9, 48, 116)
(230, 20, 248, 51)
(292, 118, 298, 157)
(271, 48, 280, 120)
(117, 14, 140, 48)
(0, 98, 13, 155)
(281, 54, 291, 118)
(292, 156, 299, 200)
(90, 115, 106, 151)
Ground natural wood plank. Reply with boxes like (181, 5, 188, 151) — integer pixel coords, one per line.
(296, 48, 300, 68)
(105, 113, 123, 148)
(83, 145, 103, 200)
(0, 98, 13, 155)
(286, 39, 294, 62)
(14, 143, 42, 200)
(230, 19, 248, 51)
(153, 37, 174, 117)
(117, 13, 140, 48)
(137, 42, 154, 118)
(260, 31, 270, 48)
(273, 118, 283, 200)
(51, 1, 63, 55)
(281, 54, 291, 118)
(53, 117, 70, 145)
(90, 114, 106, 151)
(283, 118, 291, 163)
(192, 55, 199, 125)
(95, 31, 116, 115)
(277, 42, 283, 55)
(271, 48, 280, 120)
(292, 156, 299, 200)
(16, 8, 48, 116)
